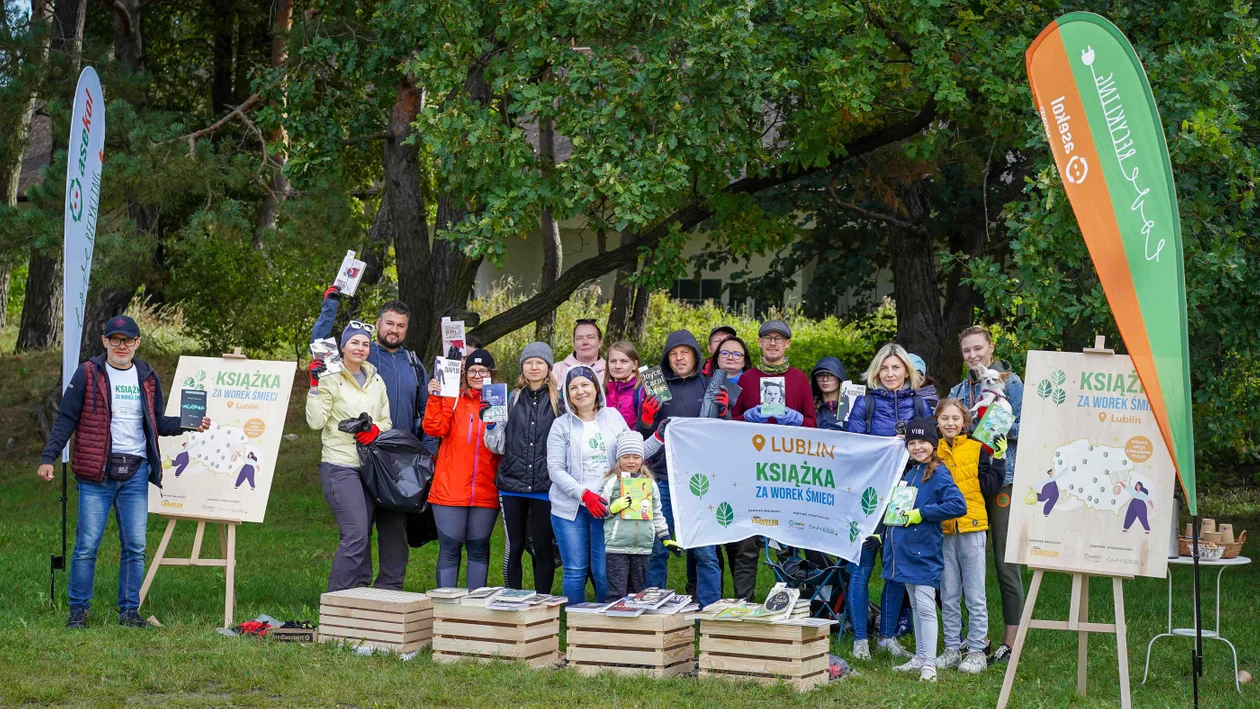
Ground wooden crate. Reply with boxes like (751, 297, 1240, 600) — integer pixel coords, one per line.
(697, 619, 831, 692)
(565, 612, 696, 678)
(432, 602, 561, 668)
(318, 588, 434, 654)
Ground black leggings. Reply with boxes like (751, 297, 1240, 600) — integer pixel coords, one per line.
(431, 504, 499, 589)
(500, 495, 556, 593)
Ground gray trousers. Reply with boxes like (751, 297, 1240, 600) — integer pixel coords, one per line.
(941, 531, 989, 650)
(986, 483, 1025, 626)
(319, 463, 409, 592)
(606, 552, 650, 600)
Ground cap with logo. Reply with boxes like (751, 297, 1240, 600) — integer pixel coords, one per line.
(103, 315, 141, 339)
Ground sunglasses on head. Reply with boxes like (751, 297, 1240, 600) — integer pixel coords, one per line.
(349, 319, 377, 333)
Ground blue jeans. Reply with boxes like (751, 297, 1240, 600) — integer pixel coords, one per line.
(646, 479, 722, 607)
(70, 463, 150, 613)
(846, 542, 904, 640)
(552, 510, 608, 604)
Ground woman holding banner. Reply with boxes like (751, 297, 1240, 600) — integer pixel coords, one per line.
(948, 325, 1025, 664)
(424, 349, 503, 590)
(306, 323, 394, 592)
(845, 343, 934, 661)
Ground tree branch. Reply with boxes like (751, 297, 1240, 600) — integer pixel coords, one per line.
(104, 0, 133, 36)
(157, 93, 261, 156)
(826, 178, 926, 234)
(469, 99, 937, 344)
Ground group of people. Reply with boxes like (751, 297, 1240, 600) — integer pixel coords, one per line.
(303, 285, 1028, 681)
(39, 289, 1026, 684)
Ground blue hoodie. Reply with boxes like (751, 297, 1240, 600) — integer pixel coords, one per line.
(881, 461, 967, 587)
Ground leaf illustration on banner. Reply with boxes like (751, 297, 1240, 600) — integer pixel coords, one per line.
(1052, 389, 1067, 406)
(1037, 379, 1054, 399)
(715, 502, 734, 527)
(861, 487, 879, 516)
(1051, 369, 1067, 387)
(689, 473, 709, 498)
(849, 520, 860, 542)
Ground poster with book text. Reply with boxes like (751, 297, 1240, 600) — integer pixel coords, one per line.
(1006, 350, 1175, 578)
(150, 356, 296, 523)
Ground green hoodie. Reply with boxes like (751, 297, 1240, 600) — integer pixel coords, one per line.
(599, 474, 669, 555)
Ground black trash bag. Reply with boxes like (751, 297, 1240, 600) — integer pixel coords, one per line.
(338, 412, 434, 514)
(405, 506, 438, 549)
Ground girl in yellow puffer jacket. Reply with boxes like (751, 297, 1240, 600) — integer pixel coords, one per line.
(934, 398, 1005, 674)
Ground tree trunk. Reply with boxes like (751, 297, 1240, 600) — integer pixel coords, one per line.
(359, 193, 391, 288)
(17, 0, 84, 352)
(0, 264, 10, 328)
(938, 226, 984, 393)
(534, 115, 561, 343)
(629, 282, 650, 344)
(606, 231, 637, 342)
(254, 0, 293, 244)
(211, 0, 234, 114)
(887, 181, 944, 383)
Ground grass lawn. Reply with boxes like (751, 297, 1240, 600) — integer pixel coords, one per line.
(0, 350, 1254, 707)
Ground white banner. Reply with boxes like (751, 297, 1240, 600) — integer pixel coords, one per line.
(664, 418, 908, 562)
(1007, 351, 1176, 578)
(150, 356, 295, 523)
(61, 67, 105, 461)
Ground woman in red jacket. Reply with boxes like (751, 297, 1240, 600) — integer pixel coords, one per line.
(423, 348, 503, 589)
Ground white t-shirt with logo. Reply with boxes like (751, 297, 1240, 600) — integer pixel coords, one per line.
(579, 420, 608, 487)
(107, 363, 147, 457)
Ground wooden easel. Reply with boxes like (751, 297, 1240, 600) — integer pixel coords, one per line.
(998, 336, 1132, 709)
(139, 513, 239, 628)
(139, 347, 249, 628)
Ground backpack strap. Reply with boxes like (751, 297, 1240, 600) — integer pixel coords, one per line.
(864, 395, 875, 434)
(914, 395, 929, 419)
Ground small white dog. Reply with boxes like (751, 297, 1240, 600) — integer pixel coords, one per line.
(971, 366, 1013, 419)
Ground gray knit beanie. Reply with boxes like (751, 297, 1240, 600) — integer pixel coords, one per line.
(616, 430, 645, 460)
(520, 341, 555, 369)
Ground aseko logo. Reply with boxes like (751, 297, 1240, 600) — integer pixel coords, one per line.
(1066, 155, 1089, 184)
(69, 178, 84, 221)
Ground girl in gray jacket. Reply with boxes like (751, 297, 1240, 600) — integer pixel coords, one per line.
(598, 431, 681, 599)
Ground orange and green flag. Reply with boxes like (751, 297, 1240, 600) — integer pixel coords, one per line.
(1025, 13, 1196, 513)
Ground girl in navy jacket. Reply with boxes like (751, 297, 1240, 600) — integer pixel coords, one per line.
(882, 416, 967, 682)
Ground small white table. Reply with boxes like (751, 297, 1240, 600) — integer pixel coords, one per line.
(1143, 555, 1250, 693)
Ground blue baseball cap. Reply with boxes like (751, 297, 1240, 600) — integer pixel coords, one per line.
(103, 315, 141, 339)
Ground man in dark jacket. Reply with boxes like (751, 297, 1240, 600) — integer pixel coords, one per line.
(37, 316, 209, 629)
(638, 330, 729, 607)
(311, 288, 433, 590)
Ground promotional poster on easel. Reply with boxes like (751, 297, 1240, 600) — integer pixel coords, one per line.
(1008, 349, 1176, 579)
(150, 356, 296, 522)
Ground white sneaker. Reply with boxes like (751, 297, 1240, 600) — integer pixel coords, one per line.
(893, 655, 926, 673)
(852, 639, 871, 660)
(959, 650, 987, 674)
(878, 637, 912, 659)
(920, 663, 938, 682)
(936, 647, 962, 669)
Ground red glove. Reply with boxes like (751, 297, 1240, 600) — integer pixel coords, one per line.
(640, 395, 661, 428)
(323, 285, 341, 300)
(582, 490, 609, 519)
(354, 424, 380, 445)
(307, 359, 326, 388)
(715, 389, 729, 417)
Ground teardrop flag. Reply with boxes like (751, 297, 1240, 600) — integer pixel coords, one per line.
(1025, 13, 1196, 513)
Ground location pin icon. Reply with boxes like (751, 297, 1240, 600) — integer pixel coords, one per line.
(752, 434, 766, 452)
(1098, 412, 1106, 422)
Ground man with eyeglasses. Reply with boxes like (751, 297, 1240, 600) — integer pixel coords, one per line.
(727, 319, 817, 600)
(37, 315, 211, 630)
(550, 318, 606, 395)
(701, 325, 738, 376)
(310, 287, 435, 590)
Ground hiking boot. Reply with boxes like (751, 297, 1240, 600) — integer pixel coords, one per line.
(851, 639, 871, 660)
(989, 643, 1013, 665)
(936, 647, 962, 669)
(119, 610, 150, 629)
(878, 637, 911, 659)
(893, 655, 926, 673)
(919, 663, 938, 682)
(959, 650, 988, 674)
(67, 607, 88, 629)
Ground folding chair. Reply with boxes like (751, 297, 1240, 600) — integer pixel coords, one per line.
(762, 539, 849, 633)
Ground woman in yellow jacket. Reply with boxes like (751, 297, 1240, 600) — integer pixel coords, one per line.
(934, 398, 1005, 674)
(306, 323, 392, 592)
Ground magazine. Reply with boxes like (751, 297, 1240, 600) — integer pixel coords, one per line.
(760, 377, 787, 417)
(567, 600, 618, 614)
(625, 588, 675, 610)
(434, 357, 463, 398)
(605, 600, 647, 617)
(309, 337, 344, 376)
(883, 483, 919, 526)
(637, 365, 673, 404)
(482, 383, 508, 423)
(332, 250, 367, 297)
(440, 318, 466, 358)
(840, 381, 866, 422)
(972, 405, 1015, 449)
(618, 476, 654, 521)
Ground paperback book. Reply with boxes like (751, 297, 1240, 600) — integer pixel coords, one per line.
(180, 389, 207, 429)
(618, 475, 654, 520)
(460, 587, 504, 606)
(434, 357, 463, 398)
(566, 600, 618, 614)
(482, 383, 508, 423)
(972, 405, 1015, 449)
(332, 250, 366, 297)
(605, 600, 647, 617)
(440, 318, 466, 358)
(759, 377, 787, 417)
(637, 365, 673, 404)
(713, 602, 759, 620)
(883, 483, 919, 526)
(309, 338, 344, 376)
(625, 588, 675, 610)
(644, 595, 693, 615)
(840, 381, 866, 422)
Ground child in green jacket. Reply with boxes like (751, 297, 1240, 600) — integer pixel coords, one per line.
(599, 430, 681, 599)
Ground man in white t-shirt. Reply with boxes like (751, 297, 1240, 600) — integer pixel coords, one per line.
(38, 315, 210, 630)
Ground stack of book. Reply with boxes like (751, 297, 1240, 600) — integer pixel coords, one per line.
(604, 588, 678, 617)
(427, 588, 469, 605)
(459, 587, 505, 606)
(485, 590, 568, 612)
(693, 584, 813, 624)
